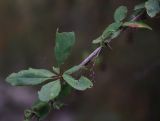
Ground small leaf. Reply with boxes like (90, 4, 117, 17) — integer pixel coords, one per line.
(104, 30, 121, 43)
(102, 22, 122, 39)
(62, 74, 93, 91)
(31, 100, 50, 120)
(110, 30, 121, 40)
(64, 65, 83, 74)
(102, 31, 112, 40)
(134, 3, 145, 10)
(38, 80, 61, 102)
(123, 21, 152, 30)
(54, 31, 76, 66)
(92, 36, 103, 44)
(52, 101, 65, 110)
(52, 66, 60, 74)
(24, 109, 32, 119)
(78, 76, 93, 90)
(6, 68, 55, 86)
(114, 6, 128, 22)
(145, 0, 160, 17)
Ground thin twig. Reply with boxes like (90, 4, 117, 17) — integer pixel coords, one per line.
(79, 10, 145, 67)
(25, 8, 146, 121)
(79, 46, 102, 66)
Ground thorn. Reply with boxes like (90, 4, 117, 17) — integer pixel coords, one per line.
(107, 43, 112, 50)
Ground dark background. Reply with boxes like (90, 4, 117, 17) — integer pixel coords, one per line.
(0, 0, 160, 121)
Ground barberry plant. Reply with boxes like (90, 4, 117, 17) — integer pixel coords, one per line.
(6, 0, 160, 121)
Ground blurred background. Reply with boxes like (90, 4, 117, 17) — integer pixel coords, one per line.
(0, 0, 160, 121)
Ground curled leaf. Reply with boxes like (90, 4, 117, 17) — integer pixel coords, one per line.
(123, 21, 152, 30)
(62, 74, 93, 91)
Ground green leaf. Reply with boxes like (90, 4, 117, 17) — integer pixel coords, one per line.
(110, 30, 121, 39)
(62, 74, 93, 91)
(78, 76, 93, 90)
(64, 65, 83, 74)
(102, 31, 112, 40)
(32, 100, 49, 111)
(123, 21, 152, 30)
(102, 22, 122, 39)
(93, 22, 122, 44)
(145, 0, 160, 17)
(24, 109, 32, 119)
(104, 30, 121, 43)
(31, 100, 50, 120)
(92, 36, 103, 44)
(6, 68, 55, 86)
(52, 66, 60, 74)
(134, 3, 145, 10)
(54, 31, 76, 66)
(58, 84, 72, 98)
(114, 6, 128, 22)
(38, 80, 61, 102)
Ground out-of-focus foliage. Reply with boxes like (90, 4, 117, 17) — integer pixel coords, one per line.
(145, 0, 160, 17)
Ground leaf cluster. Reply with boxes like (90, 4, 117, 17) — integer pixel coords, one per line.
(92, 3, 154, 45)
(6, 30, 93, 120)
(135, 0, 160, 18)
